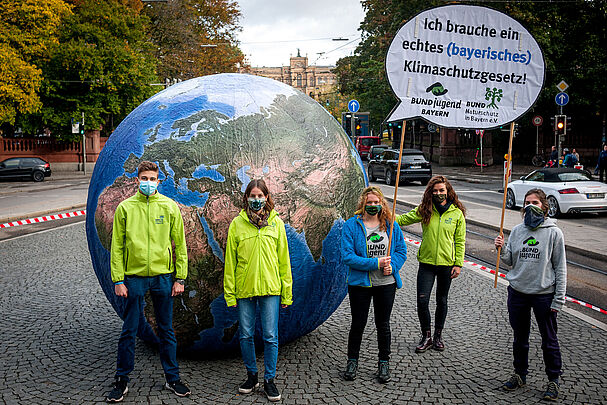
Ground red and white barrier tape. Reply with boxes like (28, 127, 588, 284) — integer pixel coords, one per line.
(0, 210, 86, 229)
(404, 236, 607, 316)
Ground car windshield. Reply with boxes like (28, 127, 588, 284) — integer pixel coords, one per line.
(402, 155, 426, 163)
(554, 171, 592, 182)
(360, 138, 379, 146)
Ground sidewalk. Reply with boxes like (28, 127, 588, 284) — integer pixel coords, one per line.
(1, 222, 605, 404)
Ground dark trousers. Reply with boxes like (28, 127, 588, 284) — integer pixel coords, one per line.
(347, 283, 397, 361)
(116, 274, 180, 383)
(600, 166, 607, 183)
(507, 286, 562, 381)
(417, 263, 453, 331)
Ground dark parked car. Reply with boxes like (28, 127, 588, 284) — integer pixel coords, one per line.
(368, 149, 432, 186)
(0, 157, 52, 182)
(369, 144, 389, 160)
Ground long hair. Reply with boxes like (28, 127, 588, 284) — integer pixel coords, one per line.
(242, 179, 275, 213)
(521, 188, 549, 217)
(418, 175, 466, 225)
(354, 186, 393, 232)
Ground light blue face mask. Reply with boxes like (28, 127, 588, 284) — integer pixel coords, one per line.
(139, 180, 158, 196)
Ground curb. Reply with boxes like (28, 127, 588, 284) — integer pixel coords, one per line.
(0, 204, 88, 225)
(387, 197, 607, 263)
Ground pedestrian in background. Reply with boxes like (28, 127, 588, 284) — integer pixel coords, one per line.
(494, 188, 566, 401)
(341, 186, 407, 383)
(562, 148, 578, 168)
(549, 146, 558, 166)
(107, 161, 190, 402)
(597, 144, 607, 183)
(396, 175, 466, 353)
(224, 179, 292, 402)
(572, 148, 580, 163)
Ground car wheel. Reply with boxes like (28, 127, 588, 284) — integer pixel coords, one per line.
(32, 170, 45, 182)
(385, 169, 394, 186)
(506, 189, 516, 209)
(368, 168, 375, 182)
(547, 196, 561, 218)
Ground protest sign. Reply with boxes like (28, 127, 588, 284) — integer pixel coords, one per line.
(385, 4, 545, 129)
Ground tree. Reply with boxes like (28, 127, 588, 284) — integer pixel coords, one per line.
(0, 0, 72, 126)
(143, 0, 247, 81)
(23, 0, 159, 140)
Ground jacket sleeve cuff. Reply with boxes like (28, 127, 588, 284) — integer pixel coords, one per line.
(224, 295, 236, 307)
(281, 297, 293, 306)
(550, 300, 563, 312)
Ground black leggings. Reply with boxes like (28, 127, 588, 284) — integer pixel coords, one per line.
(347, 283, 397, 361)
(417, 262, 453, 331)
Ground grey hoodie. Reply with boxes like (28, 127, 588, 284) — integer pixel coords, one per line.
(501, 217, 567, 311)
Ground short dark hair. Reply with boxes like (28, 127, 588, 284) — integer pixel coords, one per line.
(523, 188, 549, 217)
(137, 161, 159, 175)
(243, 179, 275, 212)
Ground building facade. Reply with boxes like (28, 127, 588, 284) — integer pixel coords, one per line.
(241, 51, 336, 101)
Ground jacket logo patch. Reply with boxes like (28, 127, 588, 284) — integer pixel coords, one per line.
(523, 236, 539, 246)
(155, 216, 164, 224)
(444, 218, 453, 224)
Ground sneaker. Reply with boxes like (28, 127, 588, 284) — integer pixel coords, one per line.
(238, 372, 259, 394)
(106, 378, 128, 403)
(165, 380, 191, 397)
(377, 360, 391, 383)
(502, 373, 526, 391)
(343, 359, 358, 381)
(264, 379, 281, 402)
(543, 380, 560, 401)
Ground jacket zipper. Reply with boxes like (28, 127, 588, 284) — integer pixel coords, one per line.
(147, 196, 150, 277)
(356, 217, 373, 287)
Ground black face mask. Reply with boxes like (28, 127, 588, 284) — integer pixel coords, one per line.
(524, 204, 545, 229)
(365, 205, 382, 216)
(432, 194, 447, 204)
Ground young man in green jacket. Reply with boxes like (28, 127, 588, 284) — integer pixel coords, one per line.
(106, 161, 190, 402)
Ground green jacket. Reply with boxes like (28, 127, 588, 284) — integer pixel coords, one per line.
(110, 191, 188, 283)
(396, 204, 466, 267)
(224, 209, 293, 307)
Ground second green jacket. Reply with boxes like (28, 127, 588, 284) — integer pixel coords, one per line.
(223, 209, 293, 307)
(396, 204, 466, 267)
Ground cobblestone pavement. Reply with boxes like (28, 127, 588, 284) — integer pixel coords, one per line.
(1, 222, 606, 404)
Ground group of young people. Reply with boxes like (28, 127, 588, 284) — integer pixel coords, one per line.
(106, 161, 567, 403)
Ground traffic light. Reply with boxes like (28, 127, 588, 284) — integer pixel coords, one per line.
(79, 123, 85, 135)
(555, 115, 566, 136)
(342, 113, 352, 136)
(355, 117, 361, 136)
(566, 116, 572, 133)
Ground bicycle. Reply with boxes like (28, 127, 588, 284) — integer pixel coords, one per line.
(531, 153, 546, 167)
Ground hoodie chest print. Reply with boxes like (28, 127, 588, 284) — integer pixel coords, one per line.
(519, 236, 541, 260)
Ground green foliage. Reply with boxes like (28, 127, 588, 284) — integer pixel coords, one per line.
(0, 0, 72, 125)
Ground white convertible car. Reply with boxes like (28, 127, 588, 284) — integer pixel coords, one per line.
(506, 168, 607, 217)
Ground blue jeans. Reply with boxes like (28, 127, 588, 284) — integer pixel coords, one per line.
(116, 274, 179, 383)
(237, 295, 280, 381)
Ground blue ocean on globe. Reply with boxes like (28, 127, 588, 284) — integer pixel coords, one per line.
(86, 73, 367, 356)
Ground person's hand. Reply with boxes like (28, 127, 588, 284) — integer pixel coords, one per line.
(451, 266, 461, 279)
(115, 284, 128, 298)
(281, 304, 290, 309)
(494, 235, 504, 249)
(383, 264, 392, 276)
(551, 308, 558, 313)
(171, 281, 185, 296)
(229, 304, 237, 308)
(379, 256, 391, 269)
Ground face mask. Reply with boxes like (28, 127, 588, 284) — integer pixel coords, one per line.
(365, 205, 382, 216)
(248, 197, 266, 212)
(432, 194, 447, 204)
(139, 180, 158, 196)
(524, 204, 545, 229)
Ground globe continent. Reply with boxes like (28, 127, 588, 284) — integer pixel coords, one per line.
(86, 73, 367, 355)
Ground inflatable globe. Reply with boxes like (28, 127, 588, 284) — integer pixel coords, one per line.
(86, 73, 367, 355)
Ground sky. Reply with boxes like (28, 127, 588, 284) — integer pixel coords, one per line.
(236, 0, 366, 67)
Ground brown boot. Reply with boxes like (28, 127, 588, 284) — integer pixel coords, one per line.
(415, 330, 433, 353)
(433, 329, 445, 351)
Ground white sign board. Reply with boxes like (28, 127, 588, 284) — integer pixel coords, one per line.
(385, 4, 545, 129)
(72, 123, 80, 134)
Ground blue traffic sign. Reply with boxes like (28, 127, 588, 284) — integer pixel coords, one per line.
(348, 99, 360, 113)
(555, 92, 569, 106)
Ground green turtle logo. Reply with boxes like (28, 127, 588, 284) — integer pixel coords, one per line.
(523, 237, 539, 246)
(426, 82, 448, 96)
(367, 232, 384, 243)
